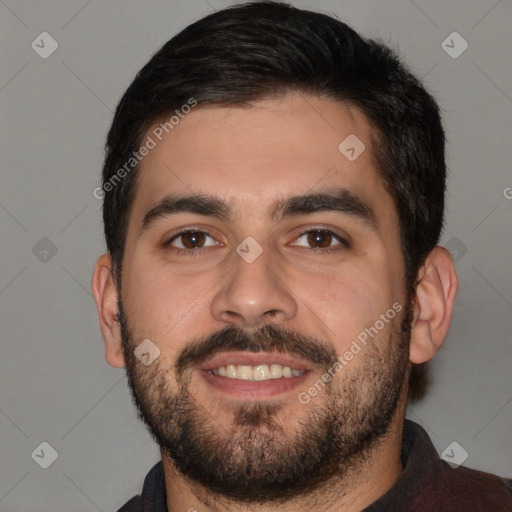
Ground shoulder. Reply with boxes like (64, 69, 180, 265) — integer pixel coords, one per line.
(397, 420, 512, 511)
(116, 495, 141, 512)
(422, 463, 512, 510)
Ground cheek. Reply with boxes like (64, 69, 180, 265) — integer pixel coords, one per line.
(121, 255, 211, 343)
(311, 264, 397, 348)
(122, 256, 244, 371)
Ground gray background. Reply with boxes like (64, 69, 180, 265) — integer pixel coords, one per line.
(1, 0, 511, 510)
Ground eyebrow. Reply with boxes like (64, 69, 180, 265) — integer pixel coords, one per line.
(139, 188, 378, 236)
(140, 195, 231, 236)
(271, 188, 378, 232)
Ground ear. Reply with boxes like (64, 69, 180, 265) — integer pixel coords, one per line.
(91, 254, 125, 368)
(409, 246, 458, 364)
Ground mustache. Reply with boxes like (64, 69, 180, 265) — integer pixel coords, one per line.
(174, 323, 338, 379)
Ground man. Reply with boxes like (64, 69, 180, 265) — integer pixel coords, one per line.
(91, 1, 512, 510)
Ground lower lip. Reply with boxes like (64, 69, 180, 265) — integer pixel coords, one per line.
(198, 369, 311, 399)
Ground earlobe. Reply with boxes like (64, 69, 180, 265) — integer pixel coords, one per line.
(409, 246, 458, 364)
(91, 254, 125, 368)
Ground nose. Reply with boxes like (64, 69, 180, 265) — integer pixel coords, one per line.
(211, 242, 298, 329)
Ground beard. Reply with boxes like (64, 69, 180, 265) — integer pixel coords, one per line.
(118, 298, 413, 505)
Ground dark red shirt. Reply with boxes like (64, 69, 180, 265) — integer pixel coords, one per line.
(117, 419, 512, 511)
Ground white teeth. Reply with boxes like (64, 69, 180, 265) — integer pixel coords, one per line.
(209, 363, 305, 381)
(237, 365, 253, 380)
(270, 364, 283, 378)
(253, 364, 270, 381)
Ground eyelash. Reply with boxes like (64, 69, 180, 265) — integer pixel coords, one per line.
(163, 228, 219, 257)
(164, 227, 350, 256)
(293, 229, 350, 252)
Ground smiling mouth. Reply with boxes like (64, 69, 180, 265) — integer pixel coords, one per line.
(196, 351, 313, 398)
(209, 363, 305, 380)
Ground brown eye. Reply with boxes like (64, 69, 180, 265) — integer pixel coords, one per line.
(180, 231, 206, 249)
(292, 229, 348, 250)
(167, 230, 217, 250)
(307, 230, 334, 248)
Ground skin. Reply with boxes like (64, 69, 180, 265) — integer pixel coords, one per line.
(92, 93, 458, 511)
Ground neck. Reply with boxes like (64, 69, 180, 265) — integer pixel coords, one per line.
(161, 409, 406, 512)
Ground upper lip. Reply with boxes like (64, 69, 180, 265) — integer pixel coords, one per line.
(197, 351, 314, 372)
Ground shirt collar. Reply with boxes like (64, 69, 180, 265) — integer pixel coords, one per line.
(140, 459, 167, 511)
(363, 419, 440, 510)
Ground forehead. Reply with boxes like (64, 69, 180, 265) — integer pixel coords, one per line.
(128, 93, 396, 230)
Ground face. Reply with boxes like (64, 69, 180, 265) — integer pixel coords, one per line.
(118, 93, 413, 502)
